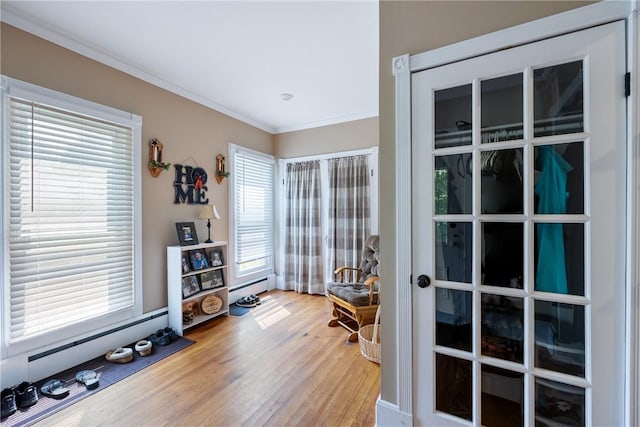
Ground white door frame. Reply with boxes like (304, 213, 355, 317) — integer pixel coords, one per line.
(382, 2, 639, 425)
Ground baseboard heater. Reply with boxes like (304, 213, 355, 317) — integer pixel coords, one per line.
(229, 274, 275, 304)
(28, 310, 168, 362)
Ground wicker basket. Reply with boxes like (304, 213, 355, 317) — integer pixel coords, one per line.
(358, 305, 381, 364)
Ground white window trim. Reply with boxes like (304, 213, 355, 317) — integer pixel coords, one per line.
(0, 76, 143, 359)
(228, 143, 275, 288)
(277, 146, 379, 286)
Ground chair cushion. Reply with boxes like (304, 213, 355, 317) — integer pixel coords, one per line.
(326, 282, 379, 307)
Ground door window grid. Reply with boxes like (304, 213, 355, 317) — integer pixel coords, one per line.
(432, 63, 590, 425)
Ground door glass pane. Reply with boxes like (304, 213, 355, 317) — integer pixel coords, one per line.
(481, 294, 524, 363)
(534, 61, 584, 137)
(534, 223, 584, 296)
(435, 84, 472, 149)
(435, 221, 472, 283)
(535, 378, 585, 426)
(535, 301, 585, 377)
(535, 143, 584, 215)
(436, 353, 472, 421)
(482, 365, 524, 427)
(482, 222, 523, 289)
(481, 148, 524, 214)
(436, 288, 472, 351)
(435, 154, 472, 215)
(481, 73, 523, 144)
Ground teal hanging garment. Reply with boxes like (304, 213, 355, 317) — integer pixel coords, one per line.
(535, 146, 573, 293)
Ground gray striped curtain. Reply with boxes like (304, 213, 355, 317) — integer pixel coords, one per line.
(327, 155, 371, 279)
(284, 161, 324, 294)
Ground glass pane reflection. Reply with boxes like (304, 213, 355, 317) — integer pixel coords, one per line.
(435, 84, 472, 149)
(482, 365, 524, 427)
(435, 154, 472, 215)
(482, 222, 523, 289)
(436, 288, 472, 352)
(534, 61, 584, 137)
(535, 301, 585, 377)
(481, 294, 524, 363)
(435, 222, 472, 283)
(534, 223, 584, 296)
(481, 73, 523, 144)
(436, 353, 472, 421)
(481, 148, 523, 214)
(535, 378, 585, 426)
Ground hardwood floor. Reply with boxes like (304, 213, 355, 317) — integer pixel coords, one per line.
(35, 290, 380, 427)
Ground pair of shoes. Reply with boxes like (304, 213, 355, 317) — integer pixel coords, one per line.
(40, 379, 70, 399)
(105, 347, 134, 363)
(236, 295, 260, 308)
(148, 327, 177, 346)
(75, 370, 99, 390)
(134, 339, 152, 356)
(13, 382, 38, 409)
(1, 388, 17, 419)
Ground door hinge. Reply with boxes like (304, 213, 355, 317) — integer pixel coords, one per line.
(625, 72, 631, 97)
(410, 274, 413, 285)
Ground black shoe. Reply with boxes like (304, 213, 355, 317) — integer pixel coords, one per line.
(1, 388, 17, 419)
(148, 330, 171, 346)
(236, 296, 257, 308)
(249, 294, 262, 305)
(163, 327, 178, 342)
(15, 382, 38, 408)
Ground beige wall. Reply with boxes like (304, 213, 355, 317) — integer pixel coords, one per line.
(1, 23, 274, 313)
(378, 0, 593, 405)
(275, 116, 378, 159)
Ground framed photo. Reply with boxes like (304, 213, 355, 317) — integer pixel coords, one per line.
(176, 222, 199, 246)
(211, 269, 225, 288)
(182, 276, 200, 298)
(190, 249, 209, 270)
(181, 255, 191, 274)
(199, 271, 215, 290)
(209, 248, 224, 267)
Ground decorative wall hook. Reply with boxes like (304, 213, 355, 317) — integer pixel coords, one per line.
(215, 153, 229, 184)
(148, 138, 171, 177)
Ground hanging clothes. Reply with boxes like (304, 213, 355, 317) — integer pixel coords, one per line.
(535, 145, 573, 293)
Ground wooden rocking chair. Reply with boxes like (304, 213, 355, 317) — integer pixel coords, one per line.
(326, 235, 380, 342)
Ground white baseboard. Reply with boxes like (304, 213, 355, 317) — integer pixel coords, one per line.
(0, 310, 168, 389)
(376, 397, 412, 427)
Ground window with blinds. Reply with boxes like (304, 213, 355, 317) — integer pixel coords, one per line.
(230, 145, 274, 278)
(2, 77, 141, 354)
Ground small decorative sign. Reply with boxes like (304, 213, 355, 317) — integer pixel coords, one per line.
(174, 164, 209, 204)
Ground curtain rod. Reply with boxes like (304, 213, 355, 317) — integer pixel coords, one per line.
(279, 146, 378, 165)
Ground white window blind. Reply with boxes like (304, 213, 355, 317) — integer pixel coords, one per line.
(5, 94, 137, 347)
(232, 147, 274, 277)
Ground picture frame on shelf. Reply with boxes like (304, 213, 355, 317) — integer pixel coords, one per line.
(212, 269, 225, 288)
(176, 222, 199, 246)
(209, 248, 224, 266)
(199, 271, 215, 290)
(181, 255, 191, 274)
(182, 276, 200, 298)
(190, 249, 209, 270)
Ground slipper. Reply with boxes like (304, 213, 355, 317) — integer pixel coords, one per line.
(105, 347, 134, 363)
(40, 379, 69, 399)
(134, 339, 152, 356)
(75, 370, 99, 390)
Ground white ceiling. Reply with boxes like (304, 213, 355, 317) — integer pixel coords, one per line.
(1, 1, 379, 134)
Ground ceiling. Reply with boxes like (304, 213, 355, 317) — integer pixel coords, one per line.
(0, 1, 379, 134)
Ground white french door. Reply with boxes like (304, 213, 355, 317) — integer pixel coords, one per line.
(412, 21, 626, 426)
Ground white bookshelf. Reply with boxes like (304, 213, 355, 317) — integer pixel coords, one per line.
(167, 241, 229, 335)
